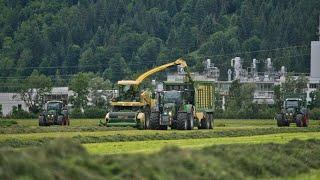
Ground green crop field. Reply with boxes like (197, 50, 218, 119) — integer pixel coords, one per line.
(1, 118, 320, 179)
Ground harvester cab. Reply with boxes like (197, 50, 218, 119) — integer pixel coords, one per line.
(275, 98, 309, 127)
(39, 101, 70, 126)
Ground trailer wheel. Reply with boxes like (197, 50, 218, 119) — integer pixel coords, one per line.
(200, 119, 210, 129)
(150, 112, 167, 130)
(177, 112, 188, 130)
(296, 114, 303, 127)
(208, 113, 214, 129)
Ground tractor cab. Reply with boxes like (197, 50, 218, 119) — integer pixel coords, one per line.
(283, 98, 303, 113)
(156, 90, 183, 114)
(46, 101, 63, 116)
(284, 98, 303, 108)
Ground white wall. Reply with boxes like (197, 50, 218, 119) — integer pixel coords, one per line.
(0, 93, 29, 117)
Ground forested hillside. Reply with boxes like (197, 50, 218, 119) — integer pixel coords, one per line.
(0, 0, 319, 86)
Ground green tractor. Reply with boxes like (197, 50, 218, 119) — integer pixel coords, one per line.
(150, 81, 215, 130)
(39, 101, 70, 126)
(149, 90, 183, 130)
(275, 98, 309, 127)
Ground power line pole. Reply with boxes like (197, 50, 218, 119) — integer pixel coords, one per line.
(318, 14, 320, 41)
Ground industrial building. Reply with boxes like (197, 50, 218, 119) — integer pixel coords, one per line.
(167, 38, 320, 108)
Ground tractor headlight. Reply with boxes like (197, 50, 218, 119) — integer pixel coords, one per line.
(286, 113, 289, 116)
(289, 113, 293, 116)
(168, 111, 172, 116)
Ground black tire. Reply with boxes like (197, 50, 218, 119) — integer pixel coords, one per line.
(144, 110, 150, 129)
(200, 113, 210, 129)
(276, 114, 284, 127)
(303, 115, 308, 127)
(39, 116, 45, 126)
(150, 112, 167, 130)
(186, 113, 194, 130)
(57, 115, 64, 125)
(296, 114, 303, 127)
(200, 119, 210, 129)
(176, 112, 188, 130)
(208, 113, 214, 129)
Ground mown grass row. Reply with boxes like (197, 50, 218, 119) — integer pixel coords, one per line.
(1, 138, 320, 179)
(0, 120, 17, 127)
(85, 132, 320, 154)
(1, 119, 319, 134)
(2, 127, 320, 148)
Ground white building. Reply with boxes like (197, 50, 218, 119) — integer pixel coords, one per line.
(0, 93, 28, 117)
(306, 40, 320, 102)
(0, 87, 73, 117)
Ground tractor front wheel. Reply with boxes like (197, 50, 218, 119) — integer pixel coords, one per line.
(176, 112, 188, 130)
(150, 112, 167, 130)
(39, 116, 46, 126)
(276, 114, 285, 127)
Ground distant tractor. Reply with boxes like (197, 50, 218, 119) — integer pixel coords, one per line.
(275, 98, 309, 127)
(39, 101, 70, 126)
(150, 81, 214, 130)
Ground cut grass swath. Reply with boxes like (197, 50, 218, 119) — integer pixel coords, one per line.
(84, 132, 320, 154)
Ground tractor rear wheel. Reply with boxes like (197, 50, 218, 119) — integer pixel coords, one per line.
(303, 115, 309, 127)
(58, 115, 64, 125)
(150, 112, 167, 130)
(186, 113, 194, 130)
(176, 112, 188, 130)
(296, 114, 303, 127)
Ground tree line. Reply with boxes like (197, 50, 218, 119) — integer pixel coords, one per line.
(0, 0, 319, 92)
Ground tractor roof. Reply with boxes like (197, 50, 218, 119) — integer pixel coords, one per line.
(285, 98, 302, 101)
(47, 100, 63, 104)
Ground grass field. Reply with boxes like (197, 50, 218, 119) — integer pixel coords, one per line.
(0, 118, 320, 179)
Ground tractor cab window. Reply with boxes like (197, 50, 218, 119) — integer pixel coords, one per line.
(285, 100, 299, 108)
(162, 91, 182, 104)
(47, 102, 62, 111)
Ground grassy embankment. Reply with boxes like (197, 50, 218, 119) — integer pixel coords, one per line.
(1, 139, 320, 179)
